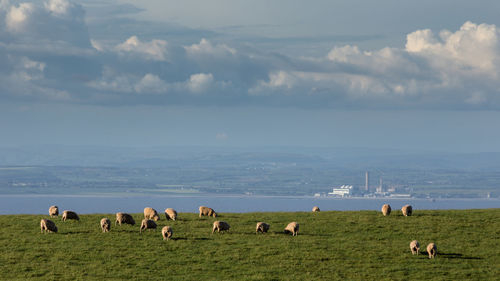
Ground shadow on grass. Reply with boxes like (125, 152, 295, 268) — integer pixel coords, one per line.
(169, 237, 211, 241)
(272, 231, 302, 236)
(438, 252, 481, 260)
(171, 237, 188, 241)
(61, 230, 94, 235)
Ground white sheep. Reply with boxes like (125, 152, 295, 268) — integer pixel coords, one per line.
(410, 240, 420, 255)
(381, 204, 391, 216)
(62, 210, 79, 221)
(48, 205, 59, 217)
(162, 226, 173, 240)
(115, 212, 135, 226)
(100, 218, 111, 232)
(164, 208, 177, 221)
(144, 207, 160, 221)
(256, 222, 270, 234)
(427, 243, 437, 259)
(40, 219, 57, 233)
(401, 205, 413, 216)
(199, 206, 217, 218)
(212, 221, 230, 233)
(140, 219, 157, 233)
(284, 222, 299, 236)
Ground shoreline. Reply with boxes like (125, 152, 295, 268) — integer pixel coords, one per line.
(0, 193, 498, 201)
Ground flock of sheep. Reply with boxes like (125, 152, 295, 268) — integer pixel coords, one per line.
(40, 203, 437, 258)
(381, 203, 437, 259)
(40, 205, 299, 240)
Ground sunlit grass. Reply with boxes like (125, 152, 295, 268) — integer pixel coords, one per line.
(0, 209, 498, 280)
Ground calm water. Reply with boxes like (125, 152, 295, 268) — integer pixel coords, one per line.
(0, 195, 498, 214)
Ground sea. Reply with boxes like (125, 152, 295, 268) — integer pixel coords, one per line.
(0, 194, 498, 214)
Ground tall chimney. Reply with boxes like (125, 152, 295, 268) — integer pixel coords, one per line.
(365, 171, 369, 191)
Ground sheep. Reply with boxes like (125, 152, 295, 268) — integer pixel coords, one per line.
(199, 206, 217, 218)
(401, 205, 413, 216)
(427, 243, 437, 259)
(62, 210, 79, 221)
(144, 207, 160, 221)
(115, 212, 135, 226)
(256, 222, 270, 234)
(162, 226, 173, 240)
(100, 218, 111, 233)
(164, 208, 177, 221)
(410, 240, 420, 255)
(48, 205, 59, 217)
(140, 219, 157, 233)
(312, 206, 320, 212)
(284, 222, 299, 236)
(212, 221, 230, 234)
(40, 219, 57, 233)
(381, 204, 391, 216)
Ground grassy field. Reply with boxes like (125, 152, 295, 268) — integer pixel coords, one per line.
(0, 209, 498, 280)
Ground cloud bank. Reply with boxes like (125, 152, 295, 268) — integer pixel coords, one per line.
(1, 1, 500, 109)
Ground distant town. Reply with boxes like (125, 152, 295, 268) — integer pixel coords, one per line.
(315, 171, 414, 198)
(316, 171, 496, 199)
(0, 146, 498, 199)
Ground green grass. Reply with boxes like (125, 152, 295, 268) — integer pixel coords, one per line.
(0, 209, 499, 280)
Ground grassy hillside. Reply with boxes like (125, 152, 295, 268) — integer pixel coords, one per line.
(0, 209, 498, 280)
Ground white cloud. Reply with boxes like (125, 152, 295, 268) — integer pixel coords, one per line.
(248, 21, 500, 107)
(87, 67, 135, 94)
(115, 36, 168, 61)
(44, 0, 69, 16)
(406, 21, 499, 75)
(327, 45, 360, 63)
(21, 57, 45, 71)
(186, 73, 214, 93)
(5, 3, 33, 32)
(88, 68, 170, 95)
(249, 71, 297, 95)
(184, 38, 236, 57)
(90, 39, 104, 51)
(134, 73, 168, 94)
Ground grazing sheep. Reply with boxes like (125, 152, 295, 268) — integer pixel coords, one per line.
(284, 222, 299, 236)
(165, 208, 177, 221)
(381, 204, 391, 216)
(49, 205, 59, 217)
(427, 243, 437, 259)
(312, 206, 320, 212)
(62, 210, 79, 221)
(401, 205, 413, 216)
(115, 212, 135, 226)
(410, 240, 420, 255)
(140, 219, 157, 233)
(40, 219, 57, 233)
(144, 207, 160, 221)
(212, 221, 230, 234)
(256, 222, 270, 234)
(199, 206, 217, 218)
(162, 226, 173, 240)
(100, 218, 111, 233)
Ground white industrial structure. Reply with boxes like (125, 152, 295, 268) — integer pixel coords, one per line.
(328, 185, 353, 197)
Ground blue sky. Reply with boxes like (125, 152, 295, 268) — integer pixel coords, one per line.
(1, 0, 500, 151)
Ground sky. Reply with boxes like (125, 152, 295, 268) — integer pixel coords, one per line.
(1, 0, 500, 152)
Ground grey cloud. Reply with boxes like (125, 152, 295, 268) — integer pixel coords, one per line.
(0, 2, 499, 110)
